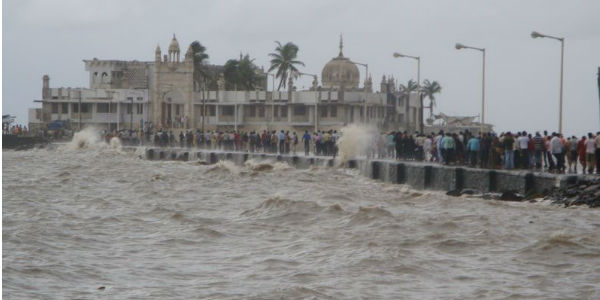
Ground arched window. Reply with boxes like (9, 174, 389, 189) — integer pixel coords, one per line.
(101, 72, 108, 83)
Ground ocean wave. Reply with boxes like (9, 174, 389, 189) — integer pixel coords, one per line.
(346, 206, 394, 225)
(204, 160, 242, 175)
(518, 231, 597, 257)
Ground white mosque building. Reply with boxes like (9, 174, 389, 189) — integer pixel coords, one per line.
(30, 35, 423, 133)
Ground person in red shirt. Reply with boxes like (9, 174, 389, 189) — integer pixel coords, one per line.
(527, 134, 535, 169)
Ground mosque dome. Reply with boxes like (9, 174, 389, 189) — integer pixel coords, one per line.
(168, 34, 180, 53)
(321, 35, 360, 89)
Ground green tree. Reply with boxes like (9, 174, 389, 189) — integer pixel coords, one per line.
(224, 54, 260, 90)
(397, 80, 419, 130)
(398, 79, 418, 94)
(189, 41, 210, 90)
(268, 41, 305, 90)
(422, 79, 442, 118)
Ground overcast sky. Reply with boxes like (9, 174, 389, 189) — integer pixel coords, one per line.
(3, 0, 599, 134)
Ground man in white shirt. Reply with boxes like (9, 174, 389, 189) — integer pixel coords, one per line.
(550, 133, 564, 173)
(585, 132, 596, 174)
(423, 135, 433, 162)
(517, 131, 530, 168)
(434, 131, 444, 164)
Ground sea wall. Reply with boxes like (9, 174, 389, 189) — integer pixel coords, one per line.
(2, 135, 48, 149)
(142, 148, 578, 195)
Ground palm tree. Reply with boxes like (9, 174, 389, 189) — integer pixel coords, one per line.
(398, 79, 419, 95)
(422, 79, 442, 119)
(268, 41, 305, 90)
(189, 41, 210, 131)
(189, 41, 210, 90)
(224, 54, 260, 90)
(397, 80, 419, 130)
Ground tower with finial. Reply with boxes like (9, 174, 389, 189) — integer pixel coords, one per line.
(380, 75, 387, 93)
(168, 34, 180, 63)
(155, 44, 161, 62)
(338, 33, 344, 57)
(321, 34, 360, 90)
(364, 74, 372, 93)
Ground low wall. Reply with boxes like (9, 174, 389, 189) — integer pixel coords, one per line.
(3, 135, 48, 149)
(143, 147, 576, 195)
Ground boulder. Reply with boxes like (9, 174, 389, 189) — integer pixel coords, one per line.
(499, 191, 523, 202)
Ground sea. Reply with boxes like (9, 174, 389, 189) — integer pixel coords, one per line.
(2, 129, 600, 299)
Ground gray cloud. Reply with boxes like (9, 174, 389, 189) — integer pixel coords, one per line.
(3, 0, 599, 134)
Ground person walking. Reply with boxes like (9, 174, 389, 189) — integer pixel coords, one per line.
(517, 131, 530, 169)
(585, 133, 596, 174)
(302, 130, 311, 156)
(533, 132, 544, 169)
(277, 130, 285, 154)
(466, 134, 480, 167)
(578, 136, 587, 173)
(596, 131, 600, 174)
(567, 136, 579, 173)
(503, 132, 515, 169)
(441, 133, 455, 165)
(292, 132, 298, 155)
(550, 133, 564, 173)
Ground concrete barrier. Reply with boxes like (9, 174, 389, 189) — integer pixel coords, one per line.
(141, 147, 576, 196)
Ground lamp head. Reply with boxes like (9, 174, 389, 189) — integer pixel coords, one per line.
(393, 52, 404, 58)
(531, 31, 544, 38)
(455, 43, 466, 50)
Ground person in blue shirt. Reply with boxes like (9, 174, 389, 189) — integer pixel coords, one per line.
(278, 130, 286, 154)
(466, 135, 481, 167)
(302, 130, 311, 156)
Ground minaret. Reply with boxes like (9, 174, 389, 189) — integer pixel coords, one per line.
(185, 44, 193, 62)
(338, 33, 344, 57)
(42, 75, 50, 100)
(364, 74, 372, 93)
(155, 44, 161, 63)
(380, 75, 387, 93)
(388, 76, 396, 93)
(168, 34, 180, 63)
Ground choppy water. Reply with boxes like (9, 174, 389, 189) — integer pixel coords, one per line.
(3, 141, 600, 299)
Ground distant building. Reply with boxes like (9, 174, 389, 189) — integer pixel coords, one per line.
(30, 35, 422, 133)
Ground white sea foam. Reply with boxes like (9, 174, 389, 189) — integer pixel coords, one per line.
(60, 127, 123, 152)
(335, 124, 379, 164)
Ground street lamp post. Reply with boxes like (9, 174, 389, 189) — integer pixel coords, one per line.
(267, 73, 276, 130)
(351, 61, 369, 123)
(531, 31, 565, 133)
(130, 97, 134, 131)
(298, 72, 319, 132)
(201, 79, 206, 133)
(455, 43, 486, 134)
(393, 52, 421, 132)
(78, 92, 82, 131)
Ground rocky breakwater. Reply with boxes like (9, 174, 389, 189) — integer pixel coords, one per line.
(445, 175, 600, 208)
(545, 176, 600, 208)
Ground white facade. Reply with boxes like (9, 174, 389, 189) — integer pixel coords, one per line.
(31, 35, 423, 133)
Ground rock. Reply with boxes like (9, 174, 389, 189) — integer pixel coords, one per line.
(565, 188, 579, 197)
(568, 196, 584, 206)
(446, 189, 462, 197)
(482, 192, 501, 200)
(584, 184, 600, 193)
(460, 188, 478, 195)
(499, 191, 523, 202)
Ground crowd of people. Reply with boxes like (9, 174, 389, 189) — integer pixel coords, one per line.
(380, 130, 600, 175)
(2, 124, 29, 136)
(143, 129, 341, 157)
(104, 126, 600, 175)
